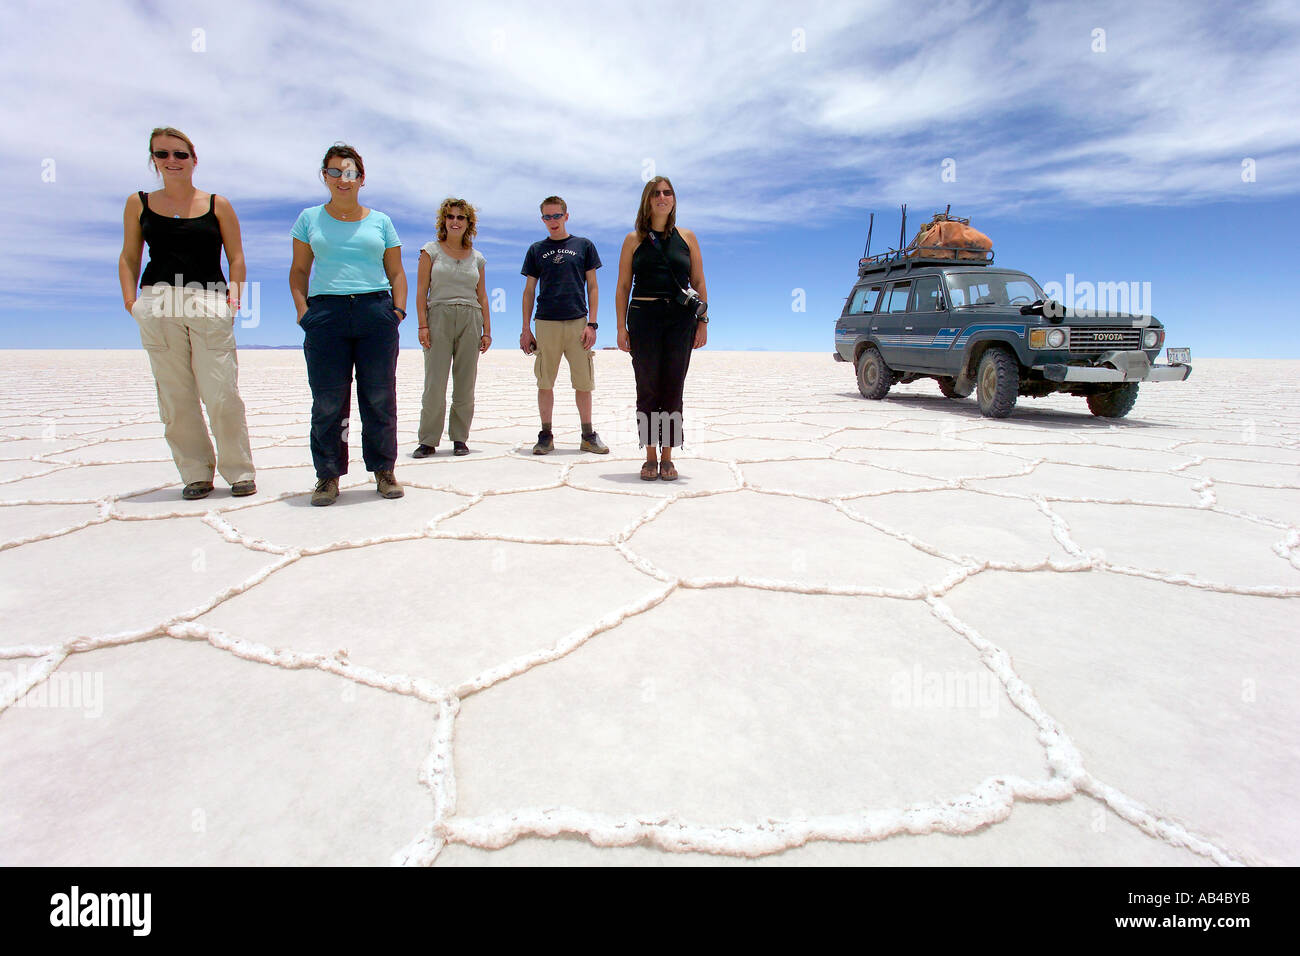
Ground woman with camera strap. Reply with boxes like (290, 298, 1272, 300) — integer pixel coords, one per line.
(615, 176, 708, 481)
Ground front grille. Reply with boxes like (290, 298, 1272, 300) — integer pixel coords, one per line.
(1069, 328, 1142, 351)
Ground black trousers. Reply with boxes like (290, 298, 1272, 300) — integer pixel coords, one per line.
(301, 291, 401, 479)
(628, 298, 696, 448)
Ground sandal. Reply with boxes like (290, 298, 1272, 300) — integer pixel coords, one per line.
(659, 460, 678, 481)
(640, 461, 659, 481)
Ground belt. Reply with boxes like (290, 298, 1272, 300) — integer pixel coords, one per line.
(308, 290, 391, 300)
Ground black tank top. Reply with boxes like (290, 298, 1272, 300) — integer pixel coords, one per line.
(631, 228, 692, 298)
(138, 191, 226, 288)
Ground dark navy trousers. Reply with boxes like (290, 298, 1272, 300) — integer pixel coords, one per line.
(301, 290, 401, 479)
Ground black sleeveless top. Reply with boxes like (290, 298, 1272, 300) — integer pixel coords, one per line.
(138, 191, 226, 288)
(631, 228, 692, 298)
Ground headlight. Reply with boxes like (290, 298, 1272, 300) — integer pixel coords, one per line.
(1143, 330, 1158, 349)
(1046, 329, 1066, 348)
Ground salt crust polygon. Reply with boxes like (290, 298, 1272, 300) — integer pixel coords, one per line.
(0, 640, 431, 865)
(941, 569, 1300, 865)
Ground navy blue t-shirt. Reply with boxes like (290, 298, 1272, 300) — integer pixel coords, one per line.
(521, 235, 601, 320)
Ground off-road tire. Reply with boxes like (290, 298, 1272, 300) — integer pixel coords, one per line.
(856, 346, 892, 400)
(937, 376, 972, 399)
(976, 348, 1019, 418)
(1086, 383, 1139, 418)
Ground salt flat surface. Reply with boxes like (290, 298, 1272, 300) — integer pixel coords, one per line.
(1, 350, 1296, 866)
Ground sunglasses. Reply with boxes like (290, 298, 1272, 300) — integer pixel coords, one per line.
(323, 168, 361, 181)
(541, 213, 565, 221)
(445, 213, 468, 222)
(152, 149, 191, 160)
(652, 189, 674, 197)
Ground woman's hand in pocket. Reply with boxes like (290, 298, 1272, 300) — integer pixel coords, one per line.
(125, 297, 137, 316)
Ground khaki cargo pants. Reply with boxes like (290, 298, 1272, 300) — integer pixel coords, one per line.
(131, 285, 255, 486)
(418, 302, 483, 446)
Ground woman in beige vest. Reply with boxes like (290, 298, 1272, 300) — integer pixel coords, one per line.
(412, 198, 492, 457)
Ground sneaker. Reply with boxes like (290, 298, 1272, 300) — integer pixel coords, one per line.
(453, 441, 470, 456)
(532, 430, 554, 455)
(375, 470, 404, 498)
(580, 431, 609, 454)
(311, 477, 339, 507)
(412, 444, 437, 458)
(182, 481, 214, 500)
(231, 479, 257, 497)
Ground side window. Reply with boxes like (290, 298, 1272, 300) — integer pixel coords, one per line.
(909, 276, 942, 312)
(847, 285, 882, 315)
(885, 282, 912, 313)
(947, 284, 967, 307)
(860, 285, 881, 313)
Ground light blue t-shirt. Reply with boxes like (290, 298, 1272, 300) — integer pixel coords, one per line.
(291, 205, 402, 296)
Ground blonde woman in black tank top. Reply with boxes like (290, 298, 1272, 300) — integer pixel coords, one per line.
(118, 127, 256, 500)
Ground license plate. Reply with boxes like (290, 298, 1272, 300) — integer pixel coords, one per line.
(1167, 347, 1191, 364)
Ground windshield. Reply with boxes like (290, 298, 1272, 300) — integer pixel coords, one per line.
(944, 271, 1043, 308)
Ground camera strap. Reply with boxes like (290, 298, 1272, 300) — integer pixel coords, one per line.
(648, 230, 691, 297)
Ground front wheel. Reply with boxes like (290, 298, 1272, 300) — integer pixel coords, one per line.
(1087, 383, 1139, 418)
(856, 346, 892, 399)
(976, 348, 1019, 418)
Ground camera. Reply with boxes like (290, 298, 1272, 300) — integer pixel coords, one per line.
(677, 288, 708, 319)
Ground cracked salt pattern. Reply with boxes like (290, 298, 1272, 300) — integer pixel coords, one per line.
(0, 351, 1296, 866)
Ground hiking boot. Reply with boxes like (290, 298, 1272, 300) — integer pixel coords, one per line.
(453, 441, 470, 456)
(532, 430, 554, 455)
(311, 477, 339, 506)
(231, 479, 257, 497)
(375, 470, 404, 498)
(412, 444, 437, 458)
(182, 481, 214, 500)
(580, 431, 609, 454)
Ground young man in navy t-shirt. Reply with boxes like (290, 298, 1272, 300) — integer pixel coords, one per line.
(520, 196, 609, 455)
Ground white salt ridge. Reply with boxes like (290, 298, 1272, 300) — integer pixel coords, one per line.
(0, 353, 1295, 865)
(437, 773, 1078, 857)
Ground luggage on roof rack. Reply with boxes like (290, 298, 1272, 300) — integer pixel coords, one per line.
(906, 210, 993, 261)
(856, 205, 993, 274)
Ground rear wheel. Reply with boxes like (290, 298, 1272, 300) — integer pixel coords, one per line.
(976, 348, 1019, 418)
(856, 346, 892, 399)
(1087, 383, 1139, 418)
(937, 376, 972, 399)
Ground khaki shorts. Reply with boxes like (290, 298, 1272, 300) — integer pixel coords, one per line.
(533, 317, 594, 391)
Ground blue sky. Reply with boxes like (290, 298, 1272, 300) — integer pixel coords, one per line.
(3, 0, 1298, 356)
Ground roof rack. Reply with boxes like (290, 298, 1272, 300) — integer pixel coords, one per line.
(857, 246, 994, 277)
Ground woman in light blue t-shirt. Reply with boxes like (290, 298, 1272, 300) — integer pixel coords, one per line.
(289, 143, 408, 506)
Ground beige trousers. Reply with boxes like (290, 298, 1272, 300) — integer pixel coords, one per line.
(418, 302, 483, 446)
(132, 285, 255, 485)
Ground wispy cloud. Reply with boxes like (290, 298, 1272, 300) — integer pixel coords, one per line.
(2, 0, 1297, 302)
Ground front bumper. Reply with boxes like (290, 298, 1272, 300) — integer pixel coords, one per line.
(1034, 350, 1192, 383)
